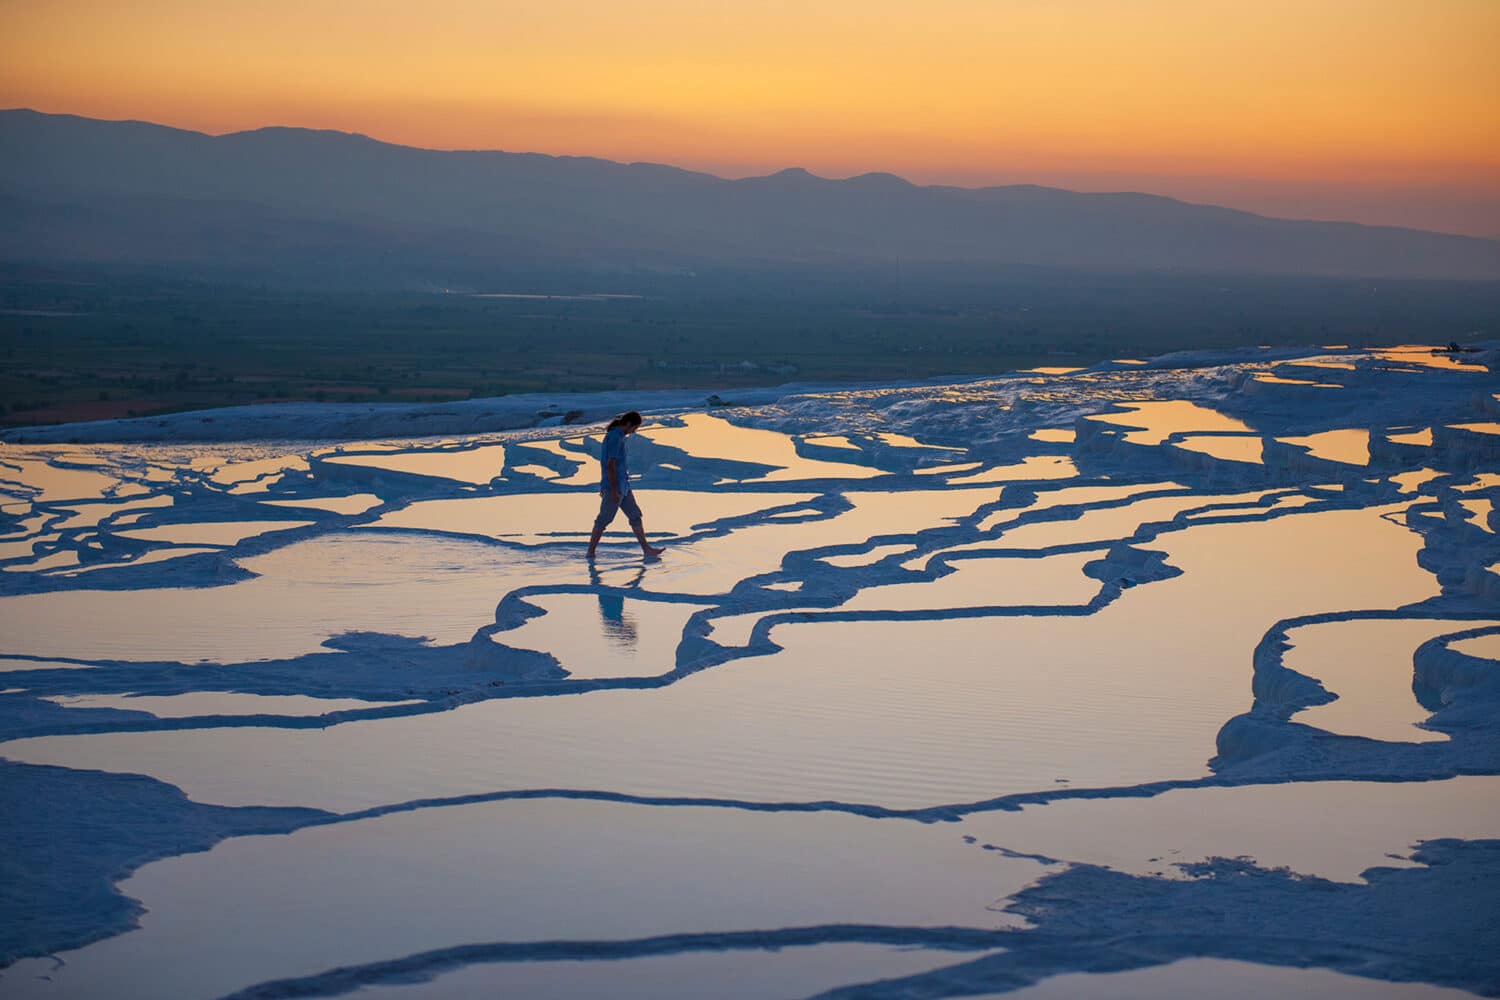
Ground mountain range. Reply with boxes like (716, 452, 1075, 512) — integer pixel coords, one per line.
(2, 109, 1496, 287)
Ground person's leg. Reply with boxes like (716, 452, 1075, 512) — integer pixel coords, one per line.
(621, 494, 662, 558)
(630, 519, 663, 558)
(587, 493, 620, 559)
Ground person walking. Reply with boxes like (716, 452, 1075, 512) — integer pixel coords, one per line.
(586, 411, 663, 560)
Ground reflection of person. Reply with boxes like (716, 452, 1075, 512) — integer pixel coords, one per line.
(589, 563, 644, 648)
(586, 410, 664, 560)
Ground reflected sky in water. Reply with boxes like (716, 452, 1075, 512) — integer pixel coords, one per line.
(0, 344, 1496, 1000)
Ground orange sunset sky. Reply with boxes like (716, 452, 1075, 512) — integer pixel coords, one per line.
(4, 0, 1498, 235)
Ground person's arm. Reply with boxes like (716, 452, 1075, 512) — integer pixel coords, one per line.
(605, 457, 621, 500)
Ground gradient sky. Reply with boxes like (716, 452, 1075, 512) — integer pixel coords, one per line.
(4, 0, 1497, 235)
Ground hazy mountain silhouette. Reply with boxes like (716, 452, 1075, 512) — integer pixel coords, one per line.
(2, 109, 1496, 287)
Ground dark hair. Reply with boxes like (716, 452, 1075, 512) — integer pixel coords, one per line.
(607, 410, 643, 430)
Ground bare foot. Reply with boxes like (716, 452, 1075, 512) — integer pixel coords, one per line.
(643, 545, 664, 560)
(586, 547, 598, 561)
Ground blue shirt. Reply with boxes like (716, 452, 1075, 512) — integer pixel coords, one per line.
(600, 426, 630, 495)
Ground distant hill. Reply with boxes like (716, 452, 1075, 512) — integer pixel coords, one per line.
(1, 109, 1497, 287)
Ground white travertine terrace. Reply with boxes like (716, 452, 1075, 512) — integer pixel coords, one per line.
(0, 342, 1497, 999)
